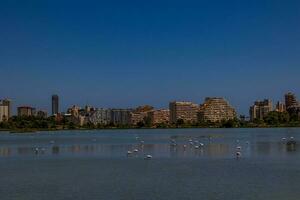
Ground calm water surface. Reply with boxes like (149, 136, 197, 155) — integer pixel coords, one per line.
(0, 128, 299, 200)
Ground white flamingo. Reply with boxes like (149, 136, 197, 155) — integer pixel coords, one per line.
(144, 155, 152, 160)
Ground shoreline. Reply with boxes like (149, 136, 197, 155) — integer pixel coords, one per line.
(1, 126, 300, 133)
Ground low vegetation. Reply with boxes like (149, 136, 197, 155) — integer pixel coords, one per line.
(0, 111, 299, 132)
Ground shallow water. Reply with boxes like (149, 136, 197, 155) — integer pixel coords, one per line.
(0, 128, 299, 200)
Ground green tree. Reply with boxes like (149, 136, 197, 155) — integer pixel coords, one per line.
(264, 111, 290, 125)
(143, 116, 152, 127)
(67, 122, 76, 130)
(176, 119, 184, 126)
(221, 118, 240, 128)
(136, 121, 145, 128)
(156, 123, 168, 128)
(289, 113, 299, 122)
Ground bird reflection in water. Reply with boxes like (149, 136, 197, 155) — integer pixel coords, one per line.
(52, 146, 60, 154)
(0, 147, 11, 157)
(286, 140, 297, 152)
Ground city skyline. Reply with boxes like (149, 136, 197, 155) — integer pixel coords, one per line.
(1, 91, 298, 117)
(2, 92, 297, 128)
(1, 1, 300, 115)
(1, 1, 300, 199)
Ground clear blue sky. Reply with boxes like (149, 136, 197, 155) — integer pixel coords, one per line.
(0, 0, 300, 115)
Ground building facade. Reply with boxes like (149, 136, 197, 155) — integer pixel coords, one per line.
(52, 95, 59, 115)
(67, 105, 81, 117)
(169, 101, 199, 124)
(0, 104, 9, 122)
(275, 101, 286, 112)
(198, 97, 236, 122)
(70, 115, 86, 126)
(285, 92, 298, 109)
(110, 109, 132, 125)
(249, 99, 273, 121)
(148, 109, 170, 125)
(0, 99, 11, 119)
(18, 106, 36, 117)
(284, 92, 300, 117)
(129, 112, 148, 125)
(88, 109, 111, 125)
(128, 105, 154, 125)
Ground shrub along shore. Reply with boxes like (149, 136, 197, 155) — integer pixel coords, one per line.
(0, 111, 300, 133)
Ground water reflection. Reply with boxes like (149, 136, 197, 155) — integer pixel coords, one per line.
(286, 141, 297, 152)
(0, 147, 11, 157)
(0, 130, 298, 159)
(52, 146, 60, 154)
(18, 147, 32, 155)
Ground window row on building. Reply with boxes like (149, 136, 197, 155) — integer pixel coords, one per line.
(249, 92, 300, 121)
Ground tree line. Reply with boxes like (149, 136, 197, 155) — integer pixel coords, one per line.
(0, 111, 299, 132)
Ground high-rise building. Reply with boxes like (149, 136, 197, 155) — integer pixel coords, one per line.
(67, 105, 81, 117)
(0, 104, 9, 122)
(129, 105, 154, 125)
(198, 97, 236, 122)
(18, 106, 36, 117)
(0, 99, 10, 122)
(88, 108, 111, 125)
(111, 109, 132, 125)
(169, 101, 199, 124)
(52, 95, 59, 115)
(284, 92, 300, 117)
(65, 105, 86, 126)
(148, 109, 170, 125)
(285, 92, 298, 109)
(275, 101, 286, 113)
(0, 99, 11, 118)
(249, 99, 272, 121)
(129, 112, 148, 125)
(85, 105, 95, 113)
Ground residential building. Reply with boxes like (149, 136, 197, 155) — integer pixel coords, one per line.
(135, 105, 154, 113)
(66, 105, 87, 126)
(169, 101, 199, 124)
(70, 115, 86, 126)
(111, 109, 132, 125)
(285, 92, 298, 109)
(0, 104, 9, 122)
(88, 109, 111, 125)
(275, 101, 286, 112)
(85, 105, 95, 114)
(129, 105, 154, 125)
(52, 95, 59, 115)
(148, 109, 170, 125)
(129, 112, 148, 125)
(18, 106, 36, 117)
(284, 92, 300, 117)
(249, 99, 272, 121)
(198, 97, 236, 122)
(67, 105, 81, 117)
(0, 99, 11, 118)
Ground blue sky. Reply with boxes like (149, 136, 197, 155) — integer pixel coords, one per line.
(0, 0, 300, 115)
